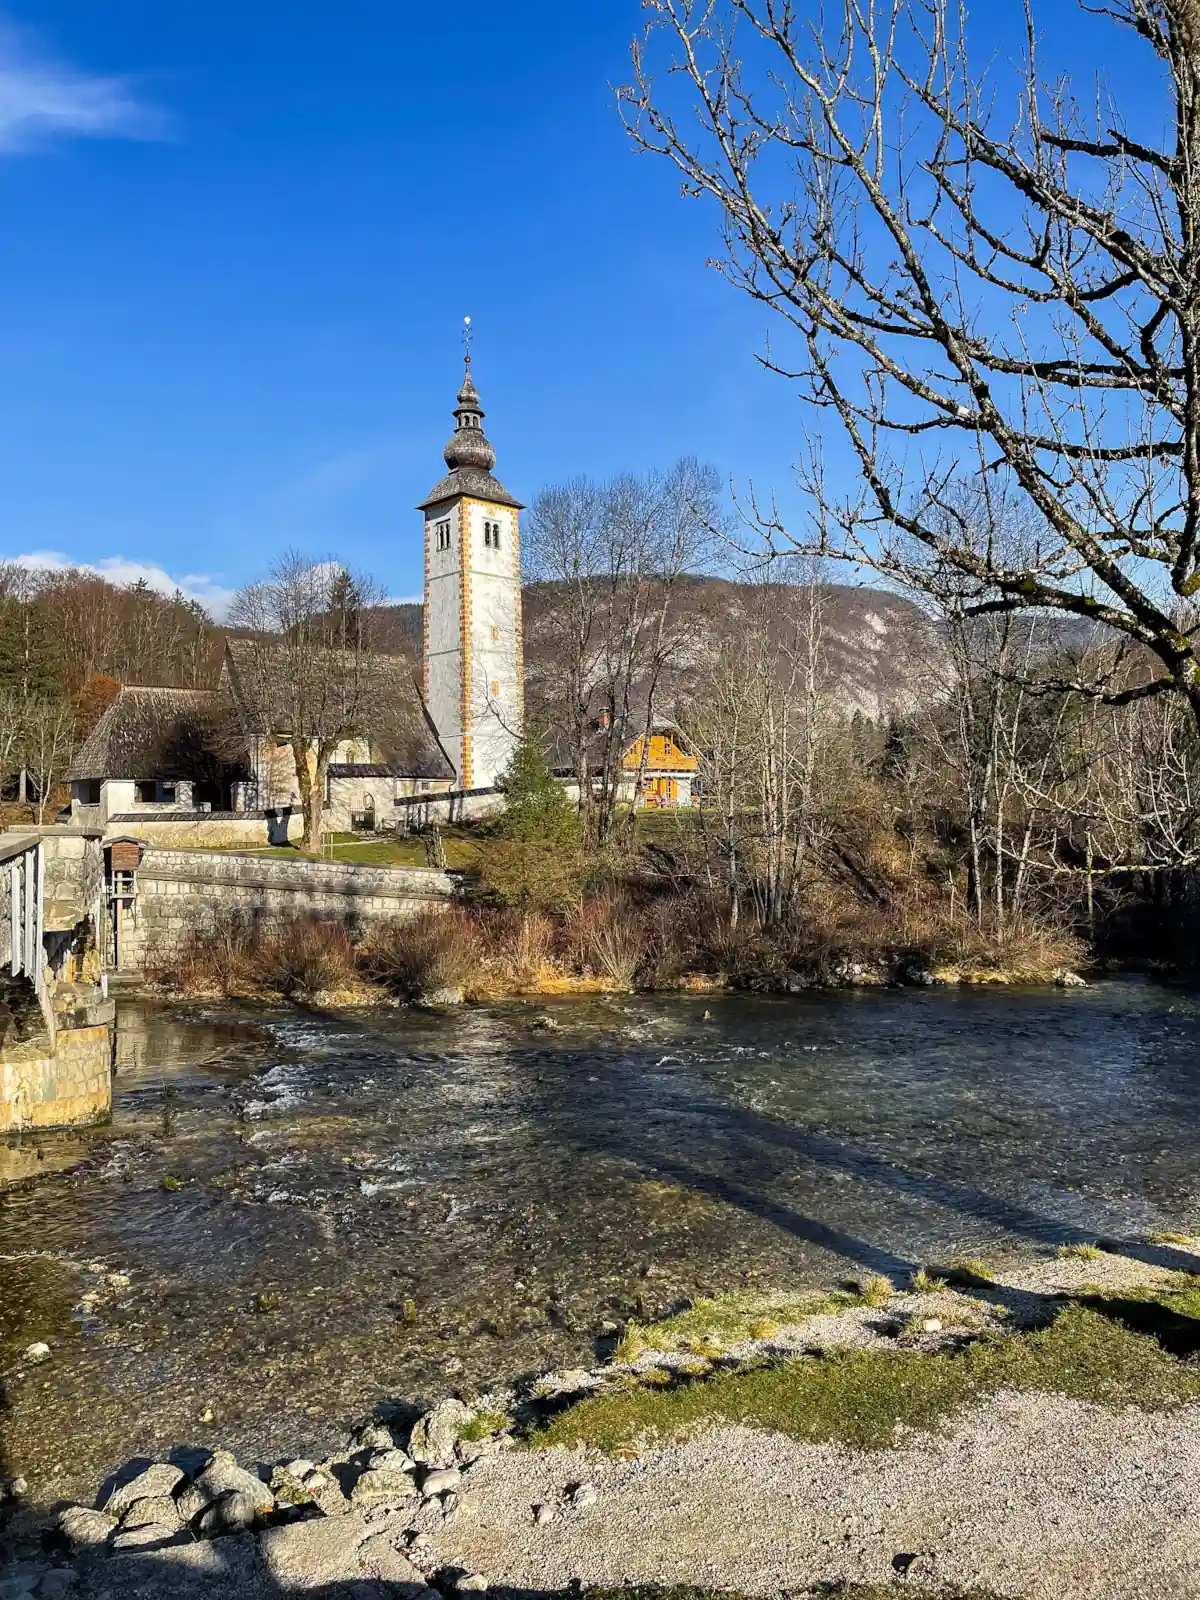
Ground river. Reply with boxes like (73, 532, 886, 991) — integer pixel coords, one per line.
(2, 978, 1199, 1505)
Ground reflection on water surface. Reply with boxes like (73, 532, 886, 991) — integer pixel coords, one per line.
(2, 978, 1199, 1502)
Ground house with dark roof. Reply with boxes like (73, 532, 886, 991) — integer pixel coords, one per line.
(68, 644, 455, 842)
(68, 687, 249, 831)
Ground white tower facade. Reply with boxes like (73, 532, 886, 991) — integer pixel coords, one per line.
(419, 356, 524, 790)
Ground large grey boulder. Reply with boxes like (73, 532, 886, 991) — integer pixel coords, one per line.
(259, 1511, 434, 1593)
(192, 1452, 274, 1515)
(407, 1399, 474, 1466)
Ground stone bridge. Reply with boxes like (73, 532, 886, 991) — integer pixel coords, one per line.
(0, 830, 115, 1133)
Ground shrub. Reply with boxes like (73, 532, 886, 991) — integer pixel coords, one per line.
(360, 906, 483, 1000)
(172, 913, 262, 993)
(637, 896, 698, 988)
(585, 894, 645, 989)
(254, 918, 358, 997)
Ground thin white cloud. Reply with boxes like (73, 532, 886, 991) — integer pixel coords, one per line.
(11, 550, 236, 619)
(0, 15, 165, 154)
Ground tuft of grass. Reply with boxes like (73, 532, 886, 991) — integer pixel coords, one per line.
(860, 1274, 894, 1308)
(614, 1290, 861, 1360)
(1057, 1242, 1104, 1261)
(1149, 1231, 1196, 1247)
(909, 1267, 940, 1293)
(458, 1409, 511, 1443)
(533, 1304, 1200, 1455)
(945, 1258, 992, 1284)
(360, 906, 483, 1001)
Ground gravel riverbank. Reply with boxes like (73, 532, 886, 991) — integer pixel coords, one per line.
(5, 1246, 1200, 1598)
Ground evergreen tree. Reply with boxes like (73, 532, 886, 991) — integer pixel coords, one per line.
(494, 739, 580, 845)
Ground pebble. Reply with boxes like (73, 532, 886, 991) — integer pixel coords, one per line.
(922, 1318, 944, 1334)
(9, 1478, 28, 1498)
(534, 1502, 556, 1525)
(22, 1343, 50, 1365)
(455, 1577, 487, 1594)
(420, 1466, 462, 1497)
(368, 1448, 415, 1474)
(570, 1482, 598, 1509)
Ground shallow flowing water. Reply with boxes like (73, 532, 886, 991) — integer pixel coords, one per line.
(3, 978, 1200, 1504)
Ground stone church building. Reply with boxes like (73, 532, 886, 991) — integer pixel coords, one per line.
(68, 357, 525, 843)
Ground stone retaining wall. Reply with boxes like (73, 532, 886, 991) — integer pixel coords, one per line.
(0, 1017, 113, 1132)
(117, 848, 456, 970)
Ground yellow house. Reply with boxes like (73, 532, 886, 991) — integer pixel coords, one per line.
(550, 716, 698, 810)
(622, 726, 698, 808)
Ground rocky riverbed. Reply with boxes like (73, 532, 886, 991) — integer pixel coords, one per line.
(7, 1245, 1200, 1600)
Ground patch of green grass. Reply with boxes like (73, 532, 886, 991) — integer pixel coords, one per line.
(1149, 1231, 1196, 1247)
(458, 1409, 511, 1443)
(909, 1266, 940, 1293)
(533, 1304, 1200, 1455)
(944, 1257, 993, 1284)
(613, 1289, 863, 1360)
(860, 1273, 894, 1308)
(1057, 1241, 1104, 1260)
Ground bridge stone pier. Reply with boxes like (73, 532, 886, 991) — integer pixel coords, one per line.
(0, 831, 115, 1133)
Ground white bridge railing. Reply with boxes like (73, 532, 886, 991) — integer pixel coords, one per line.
(1, 836, 49, 1037)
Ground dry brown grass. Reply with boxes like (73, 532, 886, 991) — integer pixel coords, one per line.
(360, 905, 483, 1000)
(171, 914, 358, 998)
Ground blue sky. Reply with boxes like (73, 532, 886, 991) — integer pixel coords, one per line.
(0, 1, 795, 614)
(0, 2, 1165, 616)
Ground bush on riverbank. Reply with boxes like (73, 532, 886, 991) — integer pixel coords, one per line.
(160, 881, 1084, 1002)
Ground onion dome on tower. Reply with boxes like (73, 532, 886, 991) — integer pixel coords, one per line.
(418, 354, 524, 512)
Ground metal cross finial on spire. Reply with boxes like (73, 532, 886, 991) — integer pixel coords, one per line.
(462, 314, 472, 366)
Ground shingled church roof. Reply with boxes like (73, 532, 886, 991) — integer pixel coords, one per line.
(69, 687, 235, 782)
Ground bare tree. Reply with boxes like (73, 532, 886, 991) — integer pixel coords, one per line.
(623, 0, 1200, 728)
(227, 554, 384, 853)
(21, 696, 76, 824)
(523, 458, 721, 843)
(689, 563, 831, 926)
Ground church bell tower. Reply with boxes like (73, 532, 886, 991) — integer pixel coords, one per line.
(418, 341, 524, 790)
